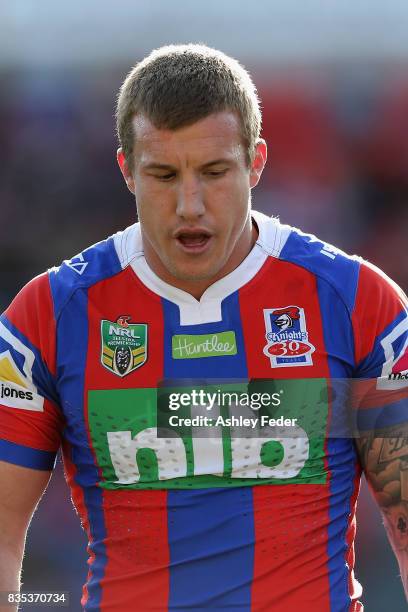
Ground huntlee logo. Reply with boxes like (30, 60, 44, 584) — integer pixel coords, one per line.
(172, 332, 237, 359)
(388, 372, 408, 380)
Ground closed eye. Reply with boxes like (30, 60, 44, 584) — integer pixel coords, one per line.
(205, 169, 228, 178)
(154, 173, 176, 181)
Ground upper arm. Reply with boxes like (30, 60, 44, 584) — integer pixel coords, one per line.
(0, 276, 62, 579)
(351, 260, 407, 432)
(351, 259, 408, 542)
(351, 262, 408, 596)
(0, 274, 63, 470)
(355, 426, 408, 553)
(0, 461, 52, 550)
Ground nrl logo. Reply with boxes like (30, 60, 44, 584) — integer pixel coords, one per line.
(100, 316, 147, 377)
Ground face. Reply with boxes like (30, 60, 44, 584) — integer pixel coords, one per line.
(117, 111, 267, 298)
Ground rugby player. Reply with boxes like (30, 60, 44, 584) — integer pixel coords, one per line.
(0, 44, 407, 611)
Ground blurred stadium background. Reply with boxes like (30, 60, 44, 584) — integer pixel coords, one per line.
(1, 1, 407, 610)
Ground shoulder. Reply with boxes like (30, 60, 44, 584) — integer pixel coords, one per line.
(352, 259, 407, 369)
(48, 223, 142, 317)
(254, 210, 361, 313)
(253, 210, 407, 372)
(255, 209, 406, 315)
(4, 223, 142, 321)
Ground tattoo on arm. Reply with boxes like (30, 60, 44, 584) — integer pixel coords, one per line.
(356, 426, 408, 598)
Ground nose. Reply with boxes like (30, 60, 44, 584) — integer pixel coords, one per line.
(176, 176, 205, 220)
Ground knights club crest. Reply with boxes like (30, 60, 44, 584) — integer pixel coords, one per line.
(100, 316, 147, 377)
(263, 306, 315, 368)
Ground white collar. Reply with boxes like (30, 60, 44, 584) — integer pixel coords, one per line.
(114, 210, 291, 325)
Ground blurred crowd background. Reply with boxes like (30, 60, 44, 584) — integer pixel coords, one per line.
(1, 2, 407, 610)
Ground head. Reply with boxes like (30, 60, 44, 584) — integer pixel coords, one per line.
(116, 43, 262, 169)
(116, 44, 267, 296)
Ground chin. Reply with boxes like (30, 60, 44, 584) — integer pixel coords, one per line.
(174, 270, 215, 282)
(171, 264, 220, 283)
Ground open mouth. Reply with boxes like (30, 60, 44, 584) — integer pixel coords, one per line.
(174, 229, 213, 252)
(178, 233, 209, 247)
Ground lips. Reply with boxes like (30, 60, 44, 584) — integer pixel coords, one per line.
(173, 228, 213, 253)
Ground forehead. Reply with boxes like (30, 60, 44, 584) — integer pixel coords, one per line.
(131, 111, 245, 164)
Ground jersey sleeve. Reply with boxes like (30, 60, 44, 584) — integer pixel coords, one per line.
(351, 260, 408, 432)
(0, 273, 64, 470)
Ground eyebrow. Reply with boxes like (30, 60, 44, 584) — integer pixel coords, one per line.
(142, 158, 233, 172)
(142, 163, 175, 171)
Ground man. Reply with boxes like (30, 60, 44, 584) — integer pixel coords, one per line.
(0, 44, 407, 611)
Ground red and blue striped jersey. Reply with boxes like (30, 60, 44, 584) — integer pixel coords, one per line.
(0, 211, 407, 611)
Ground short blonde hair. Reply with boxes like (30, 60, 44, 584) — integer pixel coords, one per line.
(116, 44, 262, 167)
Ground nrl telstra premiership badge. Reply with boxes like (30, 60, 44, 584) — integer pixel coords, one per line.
(263, 306, 315, 368)
(101, 316, 147, 377)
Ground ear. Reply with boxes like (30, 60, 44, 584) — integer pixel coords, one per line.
(249, 139, 267, 189)
(117, 148, 136, 194)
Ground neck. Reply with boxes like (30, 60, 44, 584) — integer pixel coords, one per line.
(143, 218, 259, 301)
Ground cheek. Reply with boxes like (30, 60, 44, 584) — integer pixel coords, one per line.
(220, 182, 250, 222)
(135, 184, 170, 220)
(227, 172, 250, 199)
(211, 176, 248, 207)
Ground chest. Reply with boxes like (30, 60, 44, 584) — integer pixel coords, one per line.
(56, 269, 355, 489)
